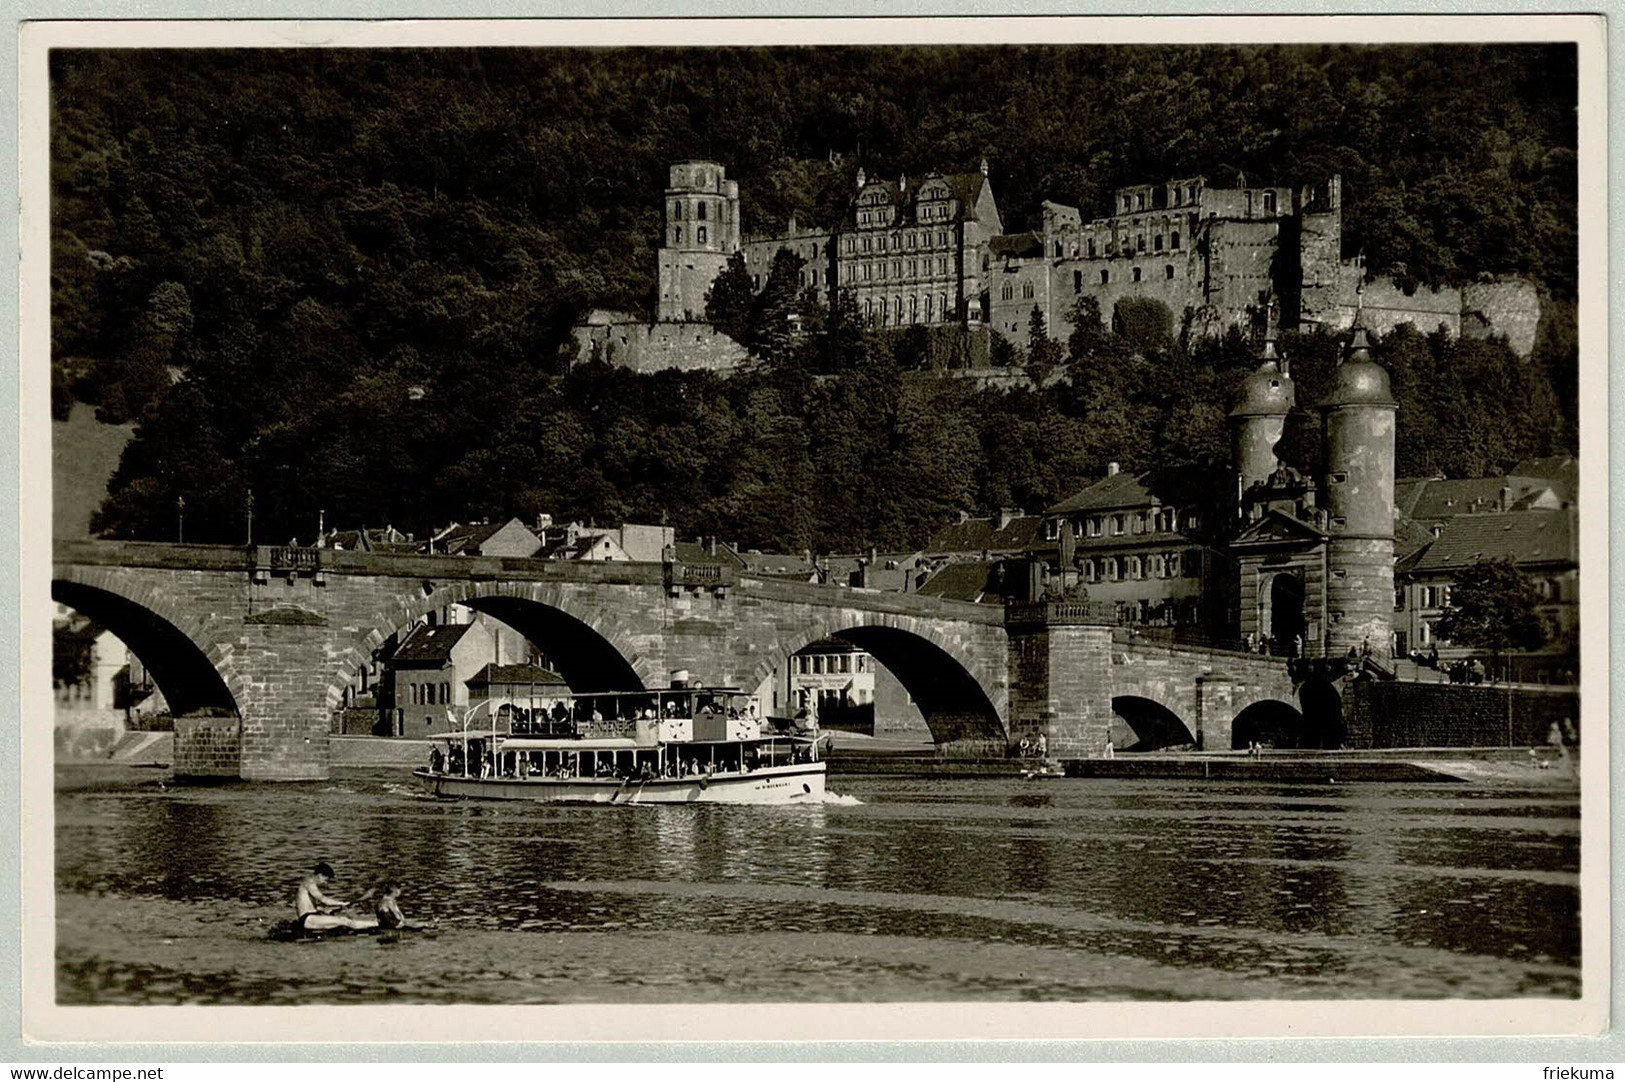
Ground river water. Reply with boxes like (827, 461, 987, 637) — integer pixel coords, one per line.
(54, 766, 1580, 1004)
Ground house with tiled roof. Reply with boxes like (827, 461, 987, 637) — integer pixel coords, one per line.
(1041, 461, 1238, 631)
(1394, 506, 1579, 663)
(429, 517, 543, 557)
(385, 621, 496, 739)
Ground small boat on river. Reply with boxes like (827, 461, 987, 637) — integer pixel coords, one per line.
(412, 685, 827, 805)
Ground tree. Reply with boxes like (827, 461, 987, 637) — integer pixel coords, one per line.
(747, 247, 806, 363)
(1112, 297, 1174, 353)
(704, 252, 753, 344)
(1025, 304, 1063, 382)
(1434, 558, 1547, 679)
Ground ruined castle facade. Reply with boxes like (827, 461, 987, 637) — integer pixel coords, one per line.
(572, 160, 1540, 372)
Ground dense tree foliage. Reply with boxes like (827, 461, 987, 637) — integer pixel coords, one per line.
(51, 45, 1577, 550)
(1435, 558, 1548, 673)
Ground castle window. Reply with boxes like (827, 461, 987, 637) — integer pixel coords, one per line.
(673, 228, 683, 245)
(1167, 553, 1181, 577)
(879, 296, 889, 323)
(1088, 516, 1102, 537)
(1150, 555, 1164, 577)
(908, 260, 917, 276)
(875, 262, 884, 280)
(1054, 241, 1063, 257)
(1022, 281, 1035, 299)
(1132, 267, 1142, 283)
(1263, 190, 1277, 214)
(671, 202, 682, 220)
(1187, 184, 1197, 203)
(925, 294, 935, 322)
(1154, 234, 1164, 252)
(1165, 264, 1175, 280)
(752, 274, 760, 290)
(1245, 191, 1254, 217)
(894, 296, 903, 323)
(697, 202, 708, 221)
(865, 298, 874, 320)
(864, 264, 873, 281)
(910, 295, 919, 322)
(1107, 558, 1120, 581)
(1185, 512, 1199, 529)
(1001, 283, 1014, 301)
(1331, 471, 1348, 483)
(983, 254, 991, 271)
(1088, 238, 1097, 257)
(1171, 232, 1180, 250)
(892, 234, 901, 250)
(940, 293, 949, 319)
(1135, 193, 1146, 211)
(1122, 195, 1132, 214)
(1100, 269, 1110, 285)
(939, 231, 949, 246)
(1074, 270, 1083, 294)
(811, 268, 818, 287)
(697, 226, 707, 244)
(811, 243, 819, 259)
(1136, 234, 1146, 252)
(1173, 187, 1182, 207)
(863, 237, 872, 252)
(1112, 514, 1125, 536)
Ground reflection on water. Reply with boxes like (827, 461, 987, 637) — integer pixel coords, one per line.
(55, 768, 1580, 1004)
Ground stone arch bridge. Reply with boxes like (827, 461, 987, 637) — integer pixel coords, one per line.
(53, 541, 1300, 780)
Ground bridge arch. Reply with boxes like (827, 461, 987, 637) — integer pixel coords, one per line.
(51, 571, 243, 718)
(749, 614, 1006, 748)
(334, 580, 661, 710)
(1230, 698, 1309, 750)
(1110, 695, 1197, 751)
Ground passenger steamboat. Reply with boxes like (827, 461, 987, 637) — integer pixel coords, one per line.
(413, 683, 826, 805)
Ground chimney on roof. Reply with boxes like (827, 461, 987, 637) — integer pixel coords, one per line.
(899, 174, 907, 195)
(709, 536, 717, 556)
(997, 507, 1022, 530)
(957, 510, 971, 524)
(1107, 462, 1120, 477)
(980, 156, 990, 177)
(1499, 485, 1512, 512)
(856, 167, 867, 191)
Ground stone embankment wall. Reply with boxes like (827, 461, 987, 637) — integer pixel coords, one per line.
(1344, 680, 1580, 748)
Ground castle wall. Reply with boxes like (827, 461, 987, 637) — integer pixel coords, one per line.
(1461, 279, 1541, 358)
(658, 249, 731, 323)
(573, 320, 749, 374)
(1321, 267, 1462, 338)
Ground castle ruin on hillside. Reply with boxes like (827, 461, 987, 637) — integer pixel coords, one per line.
(572, 160, 1540, 374)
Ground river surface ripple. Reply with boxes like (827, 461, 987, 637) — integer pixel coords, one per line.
(54, 767, 1580, 1004)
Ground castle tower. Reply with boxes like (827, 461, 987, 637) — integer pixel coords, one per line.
(1316, 319, 1396, 657)
(657, 160, 741, 322)
(1228, 331, 1296, 513)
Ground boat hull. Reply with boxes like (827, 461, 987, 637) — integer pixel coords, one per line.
(412, 763, 826, 805)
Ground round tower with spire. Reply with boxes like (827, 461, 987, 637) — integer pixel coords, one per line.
(1317, 312, 1397, 658)
(1229, 330, 1296, 513)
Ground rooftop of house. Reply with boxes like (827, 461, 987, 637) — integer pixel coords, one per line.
(923, 513, 1043, 555)
(433, 519, 514, 554)
(1401, 508, 1576, 575)
(1396, 468, 1574, 524)
(466, 663, 567, 687)
(1047, 463, 1231, 516)
(915, 559, 1019, 605)
(392, 622, 478, 665)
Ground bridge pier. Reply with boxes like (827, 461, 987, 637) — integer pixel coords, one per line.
(1194, 675, 1235, 752)
(1005, 602, 1116, 759)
